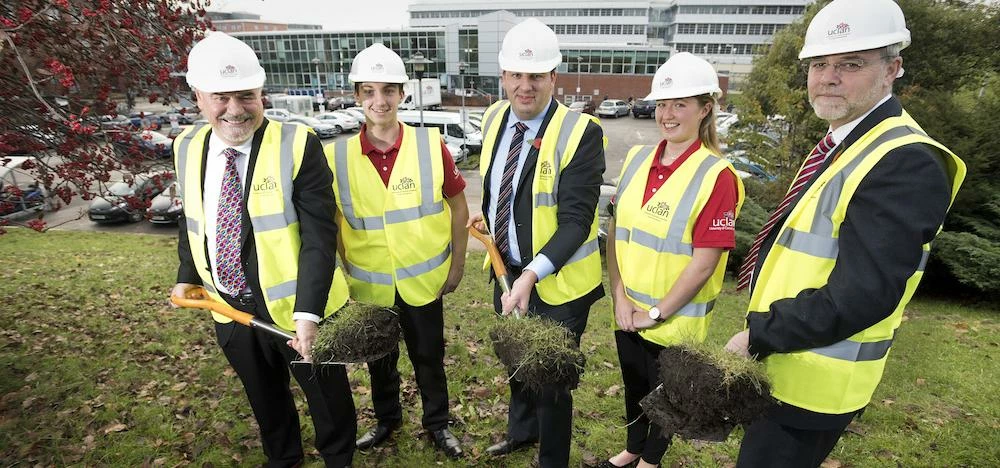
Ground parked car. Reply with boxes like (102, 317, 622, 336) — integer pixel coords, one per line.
(263, 108, 291, 122)
(596, 99, 630, 118)
(157, 112, 196, 126)
(147, 180, 183, 224)
(315, 112, 360, 133)
(88, 171, 173, 223)
(444, 141, 468, 164)
(113, 130, 173, 159)
(631, 99, 655, 118)
(727, 156, 776, 182)
(568, 100, 596, 115)
(0, 156, 50, 220)
(166, 125, 188, 140)
(330, 109, 365, 126)
(129, 113, 161, 130)
(98, 114, 130, 130)
(341, 107, 366, 123)
(286, 115, 340, 139)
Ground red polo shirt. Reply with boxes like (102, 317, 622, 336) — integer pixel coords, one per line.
(614, 140, 738, 249)
(359, 123, 466, 198)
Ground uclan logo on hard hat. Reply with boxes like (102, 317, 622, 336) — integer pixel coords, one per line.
(219, 64, 240, 78)
(828, 22, 851, 38)
(519, 49, 534, 58)
(659, 77, 674, 88)
(371, 63, 385, 73)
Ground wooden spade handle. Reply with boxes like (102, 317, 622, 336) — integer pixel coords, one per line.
(170, 287, 295, 341)
(468, 224, 508, 278)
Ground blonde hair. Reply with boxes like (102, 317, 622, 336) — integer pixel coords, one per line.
(695, 94, 721, 154)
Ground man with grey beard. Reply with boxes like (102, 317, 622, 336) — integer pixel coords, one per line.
(170, 31, 356, 467)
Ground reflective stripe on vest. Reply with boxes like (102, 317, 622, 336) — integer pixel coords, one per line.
(749, 111, 967, 414)
(534, 110, 585, 207)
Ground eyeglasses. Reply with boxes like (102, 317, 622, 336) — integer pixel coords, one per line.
(802, 57, 893, 74)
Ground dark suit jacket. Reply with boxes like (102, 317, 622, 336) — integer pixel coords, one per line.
(481, 99, 607, 272)
(746, 95, 953, 427)
(176, 119, 338, 321)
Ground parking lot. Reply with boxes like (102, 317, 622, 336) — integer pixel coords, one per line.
(40, 111, 662, 241)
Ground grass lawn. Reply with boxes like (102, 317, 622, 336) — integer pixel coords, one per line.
(0, 229, 997, 466)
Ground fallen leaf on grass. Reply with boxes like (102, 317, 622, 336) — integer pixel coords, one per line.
(602, 361, 615, 369)
(102, 423, 127, 434)
(915, 378, 926, 386)
(603, 384, 621, 396)
(820, 459, 842, 468)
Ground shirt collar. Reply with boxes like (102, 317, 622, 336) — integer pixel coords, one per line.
(507, 99, 552, 136)
(208, 132, 253, 159)
(829, 94, 892, 145)
(651, 139, 702, 171)
(359, 122, 404, 156)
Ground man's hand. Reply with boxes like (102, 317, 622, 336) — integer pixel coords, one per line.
(169, 283, 200, 308)
(467, 212, 486, 233)
(438, 262, 465, 297)
(290, 320, 318, 363)
(725, 330, 751, 358)
(501, 270, 537, 316)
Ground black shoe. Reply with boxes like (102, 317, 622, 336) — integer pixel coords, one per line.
(356, 422, 400, 450)
(430, 428, 463, 458)
(486, 438, 535, 457)
(597, 459, 639, 468)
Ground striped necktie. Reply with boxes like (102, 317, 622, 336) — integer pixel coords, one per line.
(494, 122, 529, 263)
(216, 147, 247, 293)
(737, 133, 836, 291)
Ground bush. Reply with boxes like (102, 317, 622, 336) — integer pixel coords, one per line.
(730, 197, 768, 276)
(928, 231, 1000, 298)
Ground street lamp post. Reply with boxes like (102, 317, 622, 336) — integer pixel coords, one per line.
(311, 57, 322, 112)
(458, 61, 467, 151)
(575, 56, 583, 96)
(406, 51, 433, 128)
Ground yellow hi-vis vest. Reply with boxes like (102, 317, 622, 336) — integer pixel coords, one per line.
(748, 111, 966, 414)
(325, 125, 452, 307)
(174, 122, 349, 331)
(479, 100, 603, 305)
(614, 144, 744, 347)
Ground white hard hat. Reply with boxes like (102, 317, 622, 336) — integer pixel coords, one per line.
(185, 31, 266, 93)
(349, 43, 409, 84)
(498, 18, 562, 73)
(644, 53, 721, 101)
(799, 0, 911, 59)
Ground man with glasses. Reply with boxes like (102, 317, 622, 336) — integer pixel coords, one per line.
(725, 1, 966, 466)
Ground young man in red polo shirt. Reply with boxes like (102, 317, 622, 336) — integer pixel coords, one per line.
(323, 43, 467, 459)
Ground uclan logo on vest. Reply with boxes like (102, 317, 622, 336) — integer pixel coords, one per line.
(710, 210, 736, 230)
(253, 176, 277, 192)
(392, 177, 416, 192)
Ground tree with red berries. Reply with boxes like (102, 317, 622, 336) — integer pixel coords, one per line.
(0, 0, 210, 233)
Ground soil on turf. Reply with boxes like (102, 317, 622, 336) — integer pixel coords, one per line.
(311, 303, 400, 364)
(489, 315, 585, 392)
(639, 345, 774, 441)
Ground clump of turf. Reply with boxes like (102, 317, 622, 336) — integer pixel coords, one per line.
(489, 315, 585, 392)
(311, 302, 400, 364)
(639, 343, 774, 441)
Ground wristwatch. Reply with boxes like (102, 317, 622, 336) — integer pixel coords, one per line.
(648, 306, 665, 323)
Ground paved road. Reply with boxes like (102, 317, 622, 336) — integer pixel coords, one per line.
(43, 113, 663, 249)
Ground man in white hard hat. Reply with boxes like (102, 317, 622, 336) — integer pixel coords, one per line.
(468, 18, 606, 467)
(170, 31, 357, 467)
(324, 43, 468, 459)
(725, 1, 966, 466)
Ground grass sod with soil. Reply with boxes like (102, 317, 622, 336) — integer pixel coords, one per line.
(489, 314, 586, 392)
(311, 303, 400, 364)
(0, 229, 997, 466)
(639, 344, 774, 442)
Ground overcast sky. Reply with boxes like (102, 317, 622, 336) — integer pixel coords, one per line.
(209, 0, 414, 31)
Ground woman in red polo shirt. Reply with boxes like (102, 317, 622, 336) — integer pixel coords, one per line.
(600, 53, 745, 468)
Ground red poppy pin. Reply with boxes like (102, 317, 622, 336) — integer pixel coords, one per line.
(531, 138, 543, 150)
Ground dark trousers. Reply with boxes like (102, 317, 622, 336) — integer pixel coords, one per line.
(493, 271, 596, 468)
(614, 330, 671, 464)
(214, 307, 357, 468)
(367, 293, 450, 431)
(736, 413, 851, 468)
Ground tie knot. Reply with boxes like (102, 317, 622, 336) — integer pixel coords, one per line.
(514, 122, 528, 134)
(222, 147, 242, 161)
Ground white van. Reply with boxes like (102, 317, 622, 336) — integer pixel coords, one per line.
(396, 110, 483, 155)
